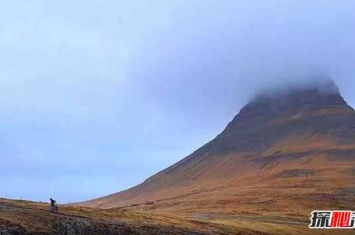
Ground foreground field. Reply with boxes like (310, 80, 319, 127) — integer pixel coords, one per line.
(0, 198, 353, 235)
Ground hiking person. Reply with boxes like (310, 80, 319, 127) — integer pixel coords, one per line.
(50, 198, 59, 213)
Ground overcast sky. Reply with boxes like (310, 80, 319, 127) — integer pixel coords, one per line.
(1, 1, 355, 203)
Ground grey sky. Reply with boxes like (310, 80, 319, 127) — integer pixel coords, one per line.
(0, 1, 354, 202)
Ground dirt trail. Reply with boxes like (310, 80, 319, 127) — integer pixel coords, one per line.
(189, 213, 309, 226)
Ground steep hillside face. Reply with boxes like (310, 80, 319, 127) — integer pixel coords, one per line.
(81, 80, 355, 217)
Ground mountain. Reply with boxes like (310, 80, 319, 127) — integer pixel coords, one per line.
(80, 80, 355, 219)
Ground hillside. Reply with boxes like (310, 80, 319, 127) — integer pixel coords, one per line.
(1, 198, 352, 235)
(0, 198, 232, 235)
(81, 80, 355, 219)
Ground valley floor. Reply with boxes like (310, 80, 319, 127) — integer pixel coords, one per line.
(0, 198, 353, 235)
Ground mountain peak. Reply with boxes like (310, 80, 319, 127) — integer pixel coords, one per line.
(218, 79, 354, 154)
(252, 79, 340, 102)
(241, 80, 346, 118)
